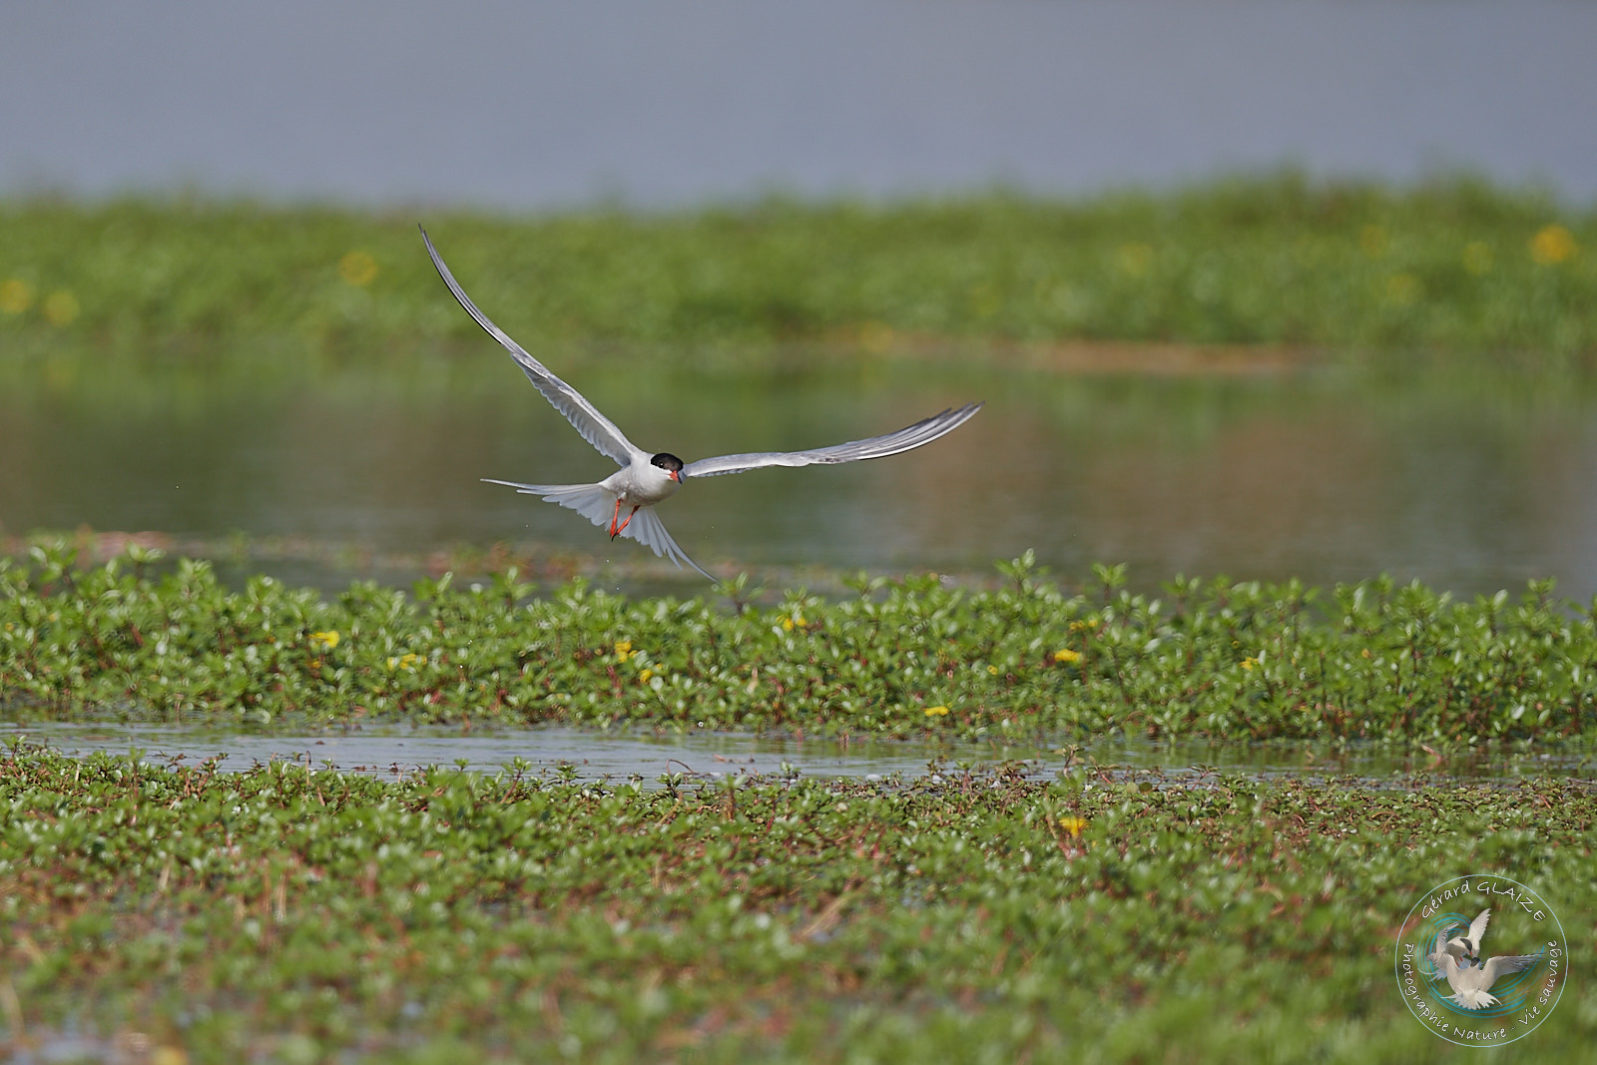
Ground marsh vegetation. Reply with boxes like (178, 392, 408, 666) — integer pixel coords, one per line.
(3, 178, 1595, 1062)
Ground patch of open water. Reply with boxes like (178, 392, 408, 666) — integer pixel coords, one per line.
(8, 722, 1590, 790)
(8, 365, 1597, 601)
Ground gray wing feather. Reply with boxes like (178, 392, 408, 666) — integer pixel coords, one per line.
(680, 403, 982, 479)
(483, 479, 712, 580)
(1481, 954, 1541, 981)
(1467, 909, 1492, 948)
(421, 226, 638, 467)
(484, 480, 619, 527)
(1427, 933, 1455, 979)
(625, 507, 714, 580)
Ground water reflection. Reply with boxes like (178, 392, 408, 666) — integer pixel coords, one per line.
(3, 356, 1594, 599)
(9, 722, 1592, 788)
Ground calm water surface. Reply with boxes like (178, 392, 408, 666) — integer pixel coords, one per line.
(3, 361, 1595, 600)
(10, 722, 1589, 788)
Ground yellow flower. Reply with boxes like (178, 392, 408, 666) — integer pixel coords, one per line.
(923, 705, 950, 717)
(639, 668, 654, 684)
(967, 282, 1003, 318)
(1068, 619, 1099, 632)
(1059, 815, 1087, 839)
(1053, 648, 1081, 664)
(1530, 224, 1578, 265)
(387, 652, 424, 671)
(309, 630, 340, 651)
(1462, 241, 1493, 276)
(1384, 273, 1420, 306)
(1240, 656, 1259, 671)
(987, 665, 999, 675)
(43, 290, 79, 326)
(339, 250, 379, 286)
(1116, 242, 1154, 277)
(0, 278, 34, 314)
(858, 320, 894, 354)
(781, 614, 808, 632)
(614, 639, 633, 662)
(1359, 224, 1387, 258)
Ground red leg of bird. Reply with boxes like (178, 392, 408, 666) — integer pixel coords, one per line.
(608, 498, 623, 538)
(615, 505, 640, 536)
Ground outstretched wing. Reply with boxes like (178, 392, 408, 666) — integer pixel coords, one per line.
(421, 226, 640, 467)
(1467, 909, 1492, 950)
(1480, 953, 1541, 985)
(1427, 933, 1457, 980)
(679, 403, 982, 479)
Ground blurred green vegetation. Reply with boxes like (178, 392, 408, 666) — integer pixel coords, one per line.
(2, 174, 1593, 375)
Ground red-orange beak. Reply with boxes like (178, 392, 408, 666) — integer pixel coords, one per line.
(669, 469, 682, 483)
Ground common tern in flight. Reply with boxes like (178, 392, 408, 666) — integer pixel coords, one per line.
(421, 227, 982, 578)
(1427, 908, 1542, 1010)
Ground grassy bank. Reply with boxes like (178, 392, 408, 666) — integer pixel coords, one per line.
(4, 545, 1596, 744)
(1, 747, 1591, 1064)
(2, 175, 1594, 373)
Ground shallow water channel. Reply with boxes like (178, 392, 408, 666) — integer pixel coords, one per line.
(7, 363, 1597, 601)
(9, 722, 1591, 789)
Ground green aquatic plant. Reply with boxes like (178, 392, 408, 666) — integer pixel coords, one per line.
(0, 746, 1591, 1063)
(3, 543, 1595, 743)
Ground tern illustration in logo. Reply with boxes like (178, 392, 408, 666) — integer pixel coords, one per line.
(1427, 907, 1542, 1009)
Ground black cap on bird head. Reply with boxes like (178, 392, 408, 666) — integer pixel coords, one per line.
(651, 453, 685, 480)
